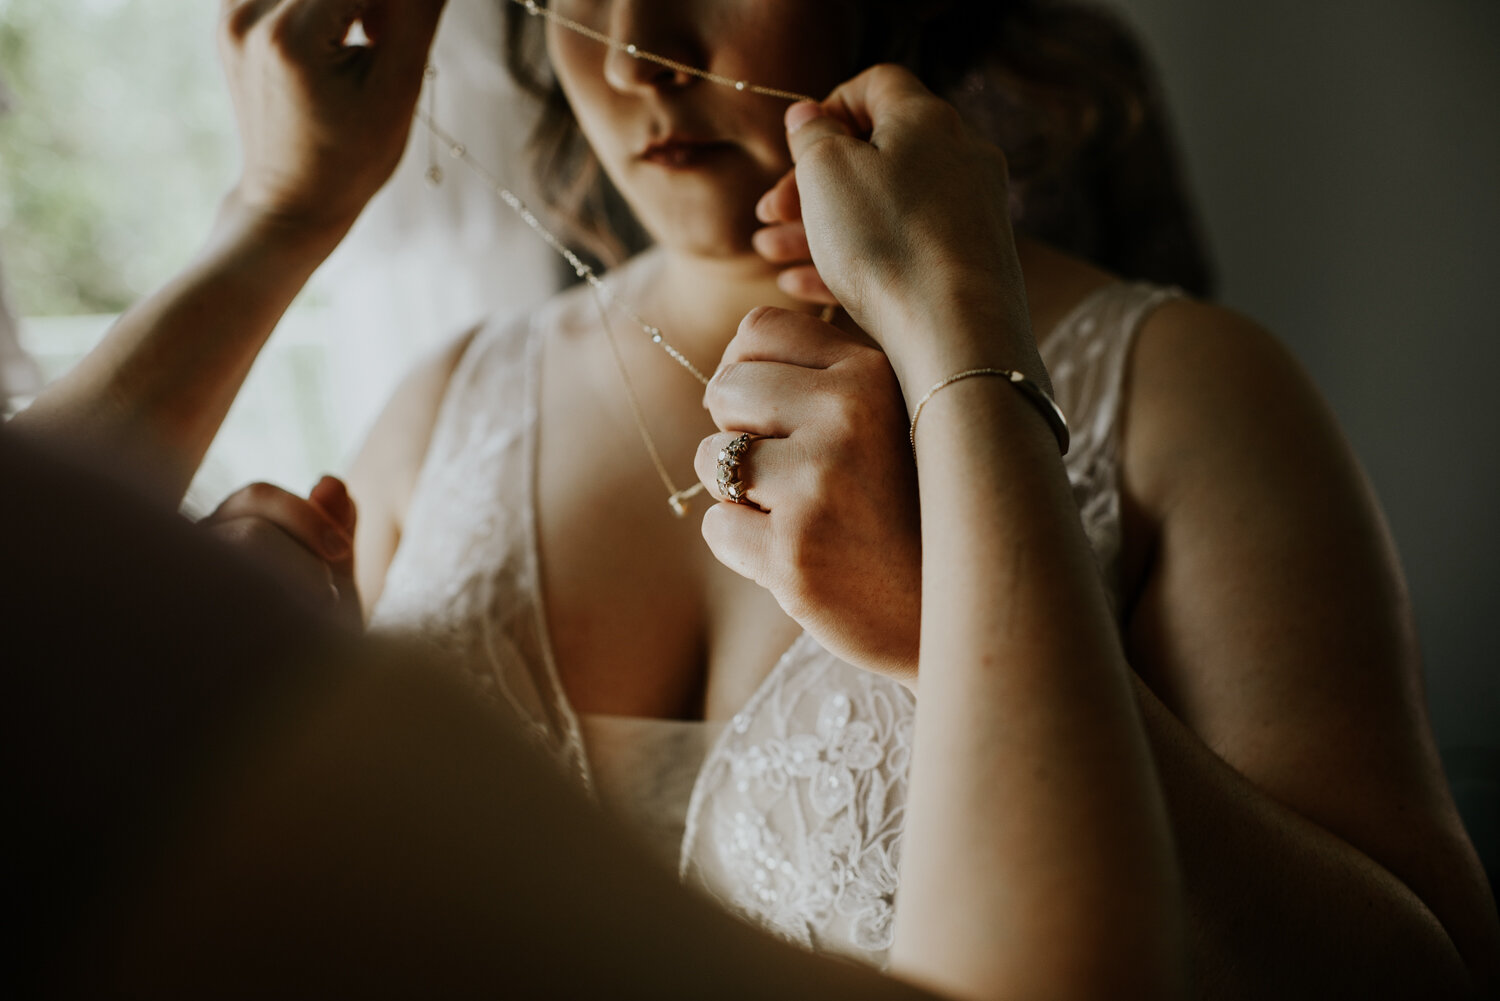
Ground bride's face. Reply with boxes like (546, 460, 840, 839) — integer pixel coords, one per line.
(546, 0, 858, 259)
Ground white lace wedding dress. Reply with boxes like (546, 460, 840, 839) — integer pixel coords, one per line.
(371, 280, 1181, 967)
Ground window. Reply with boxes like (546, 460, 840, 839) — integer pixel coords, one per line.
(1, 0, 341, 510)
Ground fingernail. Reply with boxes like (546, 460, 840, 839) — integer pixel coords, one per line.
(785, 101, 824, 135)
(755, 191, 774, 222)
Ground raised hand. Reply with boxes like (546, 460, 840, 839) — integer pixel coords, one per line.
(218, 0, 448, 236)
(758, 64, 1043, 396)
(694, 307, 921, 686)
(202, 475, 362, 627)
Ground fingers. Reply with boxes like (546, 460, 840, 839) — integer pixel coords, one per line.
(717, 305, 862, 370)
(755, 173, 838, 305)
(750, 220, 808, 265)
(209, 514, 341, 604)
(797, 64, 939, 155)
(695, 432, 808, 512)
(235, 0, 446, 84)
(222, 0, 283, 42)
(364, 0, 450, 87)
(707, 361, 834, 440)
(775, 265, 837, 305)
(700, 498, 776, 587)
(750, 224, 838, 306)
(309, 474, 358, 535)
(756, 169, 801, 225)
(280, 0, 368, 50)
(784, 99, 859, 167)
(205, 480, 363, 625)
(207, 481, 352, 565)
(707, 308, 869, 436)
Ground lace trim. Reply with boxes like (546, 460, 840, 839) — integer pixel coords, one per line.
(372, 278, 1180, 968)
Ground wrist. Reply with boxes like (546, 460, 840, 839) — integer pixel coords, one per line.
(882, 300, 1048, 406)
(858, 266, 1040, 389)
(213, 187, 357, 264)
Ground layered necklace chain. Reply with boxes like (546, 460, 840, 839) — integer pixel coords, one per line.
(512, 0, 818, 104)
(413, 0, 821, 517)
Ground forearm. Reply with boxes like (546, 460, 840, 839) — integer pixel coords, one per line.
(890, 364, 1185, 1001)
(11, 193, 348, 505)
(1136, 680, 1485, 999)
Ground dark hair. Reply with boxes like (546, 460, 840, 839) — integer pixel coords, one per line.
(503, 0, 1213, 296)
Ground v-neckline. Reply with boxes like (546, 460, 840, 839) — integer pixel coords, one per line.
(515, 279, 1134, 789)
(518, 295, 813, 793)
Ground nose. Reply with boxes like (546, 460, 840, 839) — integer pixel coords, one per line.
(601, 0, 698, 94)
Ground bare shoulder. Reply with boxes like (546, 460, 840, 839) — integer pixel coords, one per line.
(1122, 298, 1345, 513)
(1119, 295, 1410, 745)
(346, 326, 481, 610)
(1119, 298, 1500, 981)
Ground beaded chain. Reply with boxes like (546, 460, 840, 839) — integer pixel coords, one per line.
(409, 2, 824, 516)
(511, 0, 819, 105)
(416, 110, 716, 389)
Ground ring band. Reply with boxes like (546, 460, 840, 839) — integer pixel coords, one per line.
(716, 432, 760, 504)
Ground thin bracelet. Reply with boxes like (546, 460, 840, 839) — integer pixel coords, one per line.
(908, 368, 1071, 457)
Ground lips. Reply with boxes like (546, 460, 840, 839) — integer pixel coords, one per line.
(639, 137, 736, 169)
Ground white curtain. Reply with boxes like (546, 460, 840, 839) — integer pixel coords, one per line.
(311, 0, 563, 459)
(0, 71, 44, 414)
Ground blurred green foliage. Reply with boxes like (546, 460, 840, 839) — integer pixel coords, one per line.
(0, 0, 235, 316)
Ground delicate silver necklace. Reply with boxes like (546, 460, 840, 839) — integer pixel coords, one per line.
(416, 1, 821, 517)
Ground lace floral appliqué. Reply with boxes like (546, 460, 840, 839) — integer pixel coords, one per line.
(684, 655, 914, 962)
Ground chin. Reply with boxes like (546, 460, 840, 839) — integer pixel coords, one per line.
(630, 184, 763, 260)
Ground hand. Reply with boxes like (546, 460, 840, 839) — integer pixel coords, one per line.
(757, 65, 1042, 393)
(751, 176, 837, 308)
(218, 0, 447, 235)
(202, 475, 362, 628)
(694, 307, 921, 686)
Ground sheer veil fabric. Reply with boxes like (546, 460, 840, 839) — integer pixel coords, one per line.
(313, 0, 562, 455)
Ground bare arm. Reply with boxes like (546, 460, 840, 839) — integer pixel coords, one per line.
(705, 68, 1191, 1001)
(1119, 301, 1500, 999)
(11, 202, 346, 504)
(11, 0, 446, 506)
(734, 55, 1500, 998)
(3, 428, 933, 1001)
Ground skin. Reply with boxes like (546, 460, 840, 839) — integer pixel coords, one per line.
(11, 6, 1187, 997)
(744, 79, 1500, 998)
(13, 0, 1498, 997)
(3, 430, 938, 1000)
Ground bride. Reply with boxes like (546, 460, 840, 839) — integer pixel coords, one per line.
(15, 0, 1497, 996)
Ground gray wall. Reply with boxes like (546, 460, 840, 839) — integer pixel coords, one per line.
(1102, 1, 1499, 861)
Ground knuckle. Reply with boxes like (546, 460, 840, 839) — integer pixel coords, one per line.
(734, 304, 783, 348)
(799, 134, 856, 179)
(867, 62, 921, 100)
(215, 515, 270, 549)
(242, 480, 285, 508)
(930, 99, 966, 135)
(703, 362, 739, 414)
(221, 4, 258, 44)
